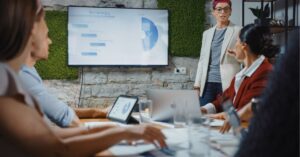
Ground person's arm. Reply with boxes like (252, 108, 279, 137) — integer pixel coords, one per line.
(37, 91, 79, 127)
(193, 86, 200, 97)
(219, 102, 253, 133)
(68, 115, 81, 127)
(62, 124, 167, 156)
(52, 124, 116, 139)
(201, 78, 236, 114)
(194, 31, 207, 89)
(201, 103, 216, 114)
(0, 97, 167, 157)
(74, 108, 107, 118)
(0, 96, 65, 157)
(207, 112, 227, 120)
(19, 68, 79, 127)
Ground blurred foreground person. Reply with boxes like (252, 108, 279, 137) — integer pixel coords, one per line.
(0, 0, 166, 156)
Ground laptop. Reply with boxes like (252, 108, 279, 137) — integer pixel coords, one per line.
(146, 89, 201, 121)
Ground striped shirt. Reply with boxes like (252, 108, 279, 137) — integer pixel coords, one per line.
(207, 28, 227, 83)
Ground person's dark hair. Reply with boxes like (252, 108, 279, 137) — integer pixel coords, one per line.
(0, 0, 43, 62)
(239, 24, 279, 58)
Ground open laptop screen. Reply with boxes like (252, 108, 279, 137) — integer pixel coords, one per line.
(146, 89, 201, 121)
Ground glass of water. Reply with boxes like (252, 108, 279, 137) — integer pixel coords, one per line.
(188, 116, 211, 157)
(172, 101, 188, 128)
(139, 99, 152, 123)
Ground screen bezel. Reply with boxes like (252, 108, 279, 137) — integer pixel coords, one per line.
(107, 95, 139, 123)
(67, 6, 169, 67)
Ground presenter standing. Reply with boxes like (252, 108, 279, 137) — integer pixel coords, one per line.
(194, 0, 241, 106)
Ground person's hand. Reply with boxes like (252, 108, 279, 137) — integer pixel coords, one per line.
(207, 112, 232, 133)
(227, 49, 236, 57)
(219, 119, 231, 134)
(93, 106, 112, 118)
(193, 86, 200, 96)
(219, 118, 244, 134)
(207, 112, 227, 120)
(219, 102, 253, 134)
(103, 106, 112, 117)
(104, 105, 112, 113)
(90, 109, 105, 118)
(200, 107, 207, 114)
(125, 124, 167, 148)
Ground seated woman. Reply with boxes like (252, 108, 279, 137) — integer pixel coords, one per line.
(0, 0, 166, 156)
(19, 25, 108, 127)
(235, 29, 299, 157)
(201, 23, 279, 115)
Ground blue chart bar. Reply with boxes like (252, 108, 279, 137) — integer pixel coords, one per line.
(81, 33, 97, 38)
(90, 43, 106, 47)
(81, 52, 97, 56)
(72, 24, 88, 28)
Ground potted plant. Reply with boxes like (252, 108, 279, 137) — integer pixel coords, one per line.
(249, 3, 271, 26)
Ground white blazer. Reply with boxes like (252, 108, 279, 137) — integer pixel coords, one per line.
(194, 22, 241, 96)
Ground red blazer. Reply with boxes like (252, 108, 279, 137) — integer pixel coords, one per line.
(212, 59, 273, 112)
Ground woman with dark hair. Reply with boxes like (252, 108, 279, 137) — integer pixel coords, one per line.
(234, 29, 299, 157)
(201, 24, 279, 115)
(0, 0, 166, 156)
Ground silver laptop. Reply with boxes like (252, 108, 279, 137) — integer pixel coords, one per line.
(146, 89, 201, 121)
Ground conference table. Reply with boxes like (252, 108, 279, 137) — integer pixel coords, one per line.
(80, 115, 247, 157)
(80, 117, 171, 156)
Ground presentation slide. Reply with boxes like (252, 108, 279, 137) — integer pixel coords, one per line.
(68, 7, 168, 66)
(109, 97, 137, 121)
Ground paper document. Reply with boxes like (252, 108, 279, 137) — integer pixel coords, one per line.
(210, 119, 225, 127)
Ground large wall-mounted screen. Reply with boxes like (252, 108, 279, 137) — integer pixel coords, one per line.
(68, 6, 168, 66)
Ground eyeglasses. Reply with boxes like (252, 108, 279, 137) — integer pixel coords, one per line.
(214, 7, 231, 13)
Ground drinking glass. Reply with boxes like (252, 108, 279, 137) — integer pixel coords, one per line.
(172, 101, 188, 128)
(139, 99, 152, 123)
(188, 116, 211, 157)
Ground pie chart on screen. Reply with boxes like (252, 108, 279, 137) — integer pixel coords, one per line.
(142, 17, 158, 51)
